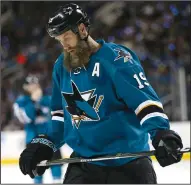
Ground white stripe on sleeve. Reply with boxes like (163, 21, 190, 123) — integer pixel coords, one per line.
(52, 116, 64, 122)
(140, 112, 169, 125)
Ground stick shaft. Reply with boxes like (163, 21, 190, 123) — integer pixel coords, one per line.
(37, 147, 190, 167)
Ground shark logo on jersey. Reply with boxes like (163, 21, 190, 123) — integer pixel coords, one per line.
(114, 48, 133, 63)
(62, 81, 104, 129)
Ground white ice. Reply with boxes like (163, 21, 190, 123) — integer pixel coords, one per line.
(1, 161, 190, 184)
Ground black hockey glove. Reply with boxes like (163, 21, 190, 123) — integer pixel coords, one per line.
(19, 135, 56, 178)
(152, 129, 183, 167)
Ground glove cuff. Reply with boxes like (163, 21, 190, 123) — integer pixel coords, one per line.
(31, 135, 57, 152)
(152, 129, 183, 149)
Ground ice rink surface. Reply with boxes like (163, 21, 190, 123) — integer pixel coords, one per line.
(1, 161, 190, 184)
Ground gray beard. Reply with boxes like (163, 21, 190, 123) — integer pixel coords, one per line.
(63, 39, 91, 71)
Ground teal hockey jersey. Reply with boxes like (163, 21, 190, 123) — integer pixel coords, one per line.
(48, 39, 170, 166)
(13, 95, 51, 144)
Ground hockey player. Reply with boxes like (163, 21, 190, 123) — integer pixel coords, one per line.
(13, 74, 62, 184)
(19, 4, 183, 184)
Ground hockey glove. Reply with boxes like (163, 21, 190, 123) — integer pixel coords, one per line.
(152, 129, 183, 167)
(19, 135, 56, 178)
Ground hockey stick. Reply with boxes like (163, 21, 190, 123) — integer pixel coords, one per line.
(37, 147, 190, 167)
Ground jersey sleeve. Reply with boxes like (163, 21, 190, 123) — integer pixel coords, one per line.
(110, 47, 170, 140)
(46, 61, 65, 150)
(13, 97, 36, 124)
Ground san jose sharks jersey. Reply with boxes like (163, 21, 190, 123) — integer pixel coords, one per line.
(48, 39, 170, 166)
(13, 95, 51, 144)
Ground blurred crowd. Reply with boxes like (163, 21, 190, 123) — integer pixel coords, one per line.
(1, 1, 190, 131)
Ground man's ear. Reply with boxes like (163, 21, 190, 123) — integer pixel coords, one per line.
(78, 23, 87, 37)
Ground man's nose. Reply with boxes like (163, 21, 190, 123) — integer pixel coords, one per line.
(60, 41, 68, 49)
(63, 46, 68, 50)
(63, 44, 70, 52)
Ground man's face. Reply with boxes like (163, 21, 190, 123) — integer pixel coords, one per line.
(23, 83, 40, 94)
(55, 27, 91, 71)
(55, 30, 78, 53)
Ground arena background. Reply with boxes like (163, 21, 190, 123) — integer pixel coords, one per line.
(1, 1, 190, 184)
